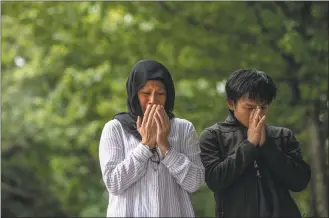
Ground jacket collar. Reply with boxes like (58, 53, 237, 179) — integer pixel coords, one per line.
(224, 110, 270, 136)
(224, 110, 247, 129)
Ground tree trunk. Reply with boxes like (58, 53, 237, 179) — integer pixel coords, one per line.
(308, 104, 328, 217)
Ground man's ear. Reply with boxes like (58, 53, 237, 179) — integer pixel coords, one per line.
(227, 99, 235, 110)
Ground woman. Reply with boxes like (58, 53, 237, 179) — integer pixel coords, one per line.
(99, 59, 205, 217)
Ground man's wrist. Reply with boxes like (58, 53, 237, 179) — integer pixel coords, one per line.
(247, 139, 258, 146)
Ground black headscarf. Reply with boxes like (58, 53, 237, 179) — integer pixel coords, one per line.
(114, 59, 175, 140)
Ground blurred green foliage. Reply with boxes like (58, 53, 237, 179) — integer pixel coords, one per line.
(2, 2, 328, 217)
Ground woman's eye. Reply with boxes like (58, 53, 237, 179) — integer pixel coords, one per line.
(158, 93, 165, 96)
(143, 92, 150, 95)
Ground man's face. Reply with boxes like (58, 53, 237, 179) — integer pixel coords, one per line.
(228, 95, 269, 128)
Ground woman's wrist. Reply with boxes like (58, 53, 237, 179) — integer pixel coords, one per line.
(141, 143, 151, 149)
(158, 140, 170, 156)
(141, 139, 156, 148)
(164, 146, 172, 156)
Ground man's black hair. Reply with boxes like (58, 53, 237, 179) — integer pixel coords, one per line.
(225, 69, 277, 104)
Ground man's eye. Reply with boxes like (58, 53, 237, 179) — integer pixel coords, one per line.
(158, 93, 165, 95)
(143, 92, 150, 95)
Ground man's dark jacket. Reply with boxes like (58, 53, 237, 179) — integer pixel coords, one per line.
(200, 113, 311, 218)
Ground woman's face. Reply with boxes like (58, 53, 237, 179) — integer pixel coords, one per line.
(137, 80, 166, 113)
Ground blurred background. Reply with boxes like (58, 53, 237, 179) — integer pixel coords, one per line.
(1, 1, 328, 217)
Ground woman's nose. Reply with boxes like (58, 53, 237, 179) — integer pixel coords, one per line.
(149, 94, 159, 104)
(148, 94, 157, 104)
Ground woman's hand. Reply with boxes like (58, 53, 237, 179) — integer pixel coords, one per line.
(137, 104, 157, 148)
(154, 105, 171, 154)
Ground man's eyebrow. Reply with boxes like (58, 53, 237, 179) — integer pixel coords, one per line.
(245, 103, 257, 107)
(245, 103, 267, 107)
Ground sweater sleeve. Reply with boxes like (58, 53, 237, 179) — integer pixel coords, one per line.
(99, 120, 153, 196)
(161, 121, 205, 193)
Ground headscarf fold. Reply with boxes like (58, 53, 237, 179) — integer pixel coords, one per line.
(114, 59, 175, 140)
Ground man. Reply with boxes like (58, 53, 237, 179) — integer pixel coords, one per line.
(200, 69, 311, 218)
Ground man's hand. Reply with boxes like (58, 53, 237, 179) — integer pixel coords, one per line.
(137, 104, 157, 148)
(154, 105, 171, 155)
(247, 108, 266, 146)
(259, 116, 266, 146)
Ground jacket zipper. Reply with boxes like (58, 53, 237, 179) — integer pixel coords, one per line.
(220, 199, 224, 218)
(254, 160, 261, 218)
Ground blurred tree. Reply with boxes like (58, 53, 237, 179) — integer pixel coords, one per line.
(2, 146, 68, 217)
(247, 3, 328, 217)
(2, 1, 327, 217)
